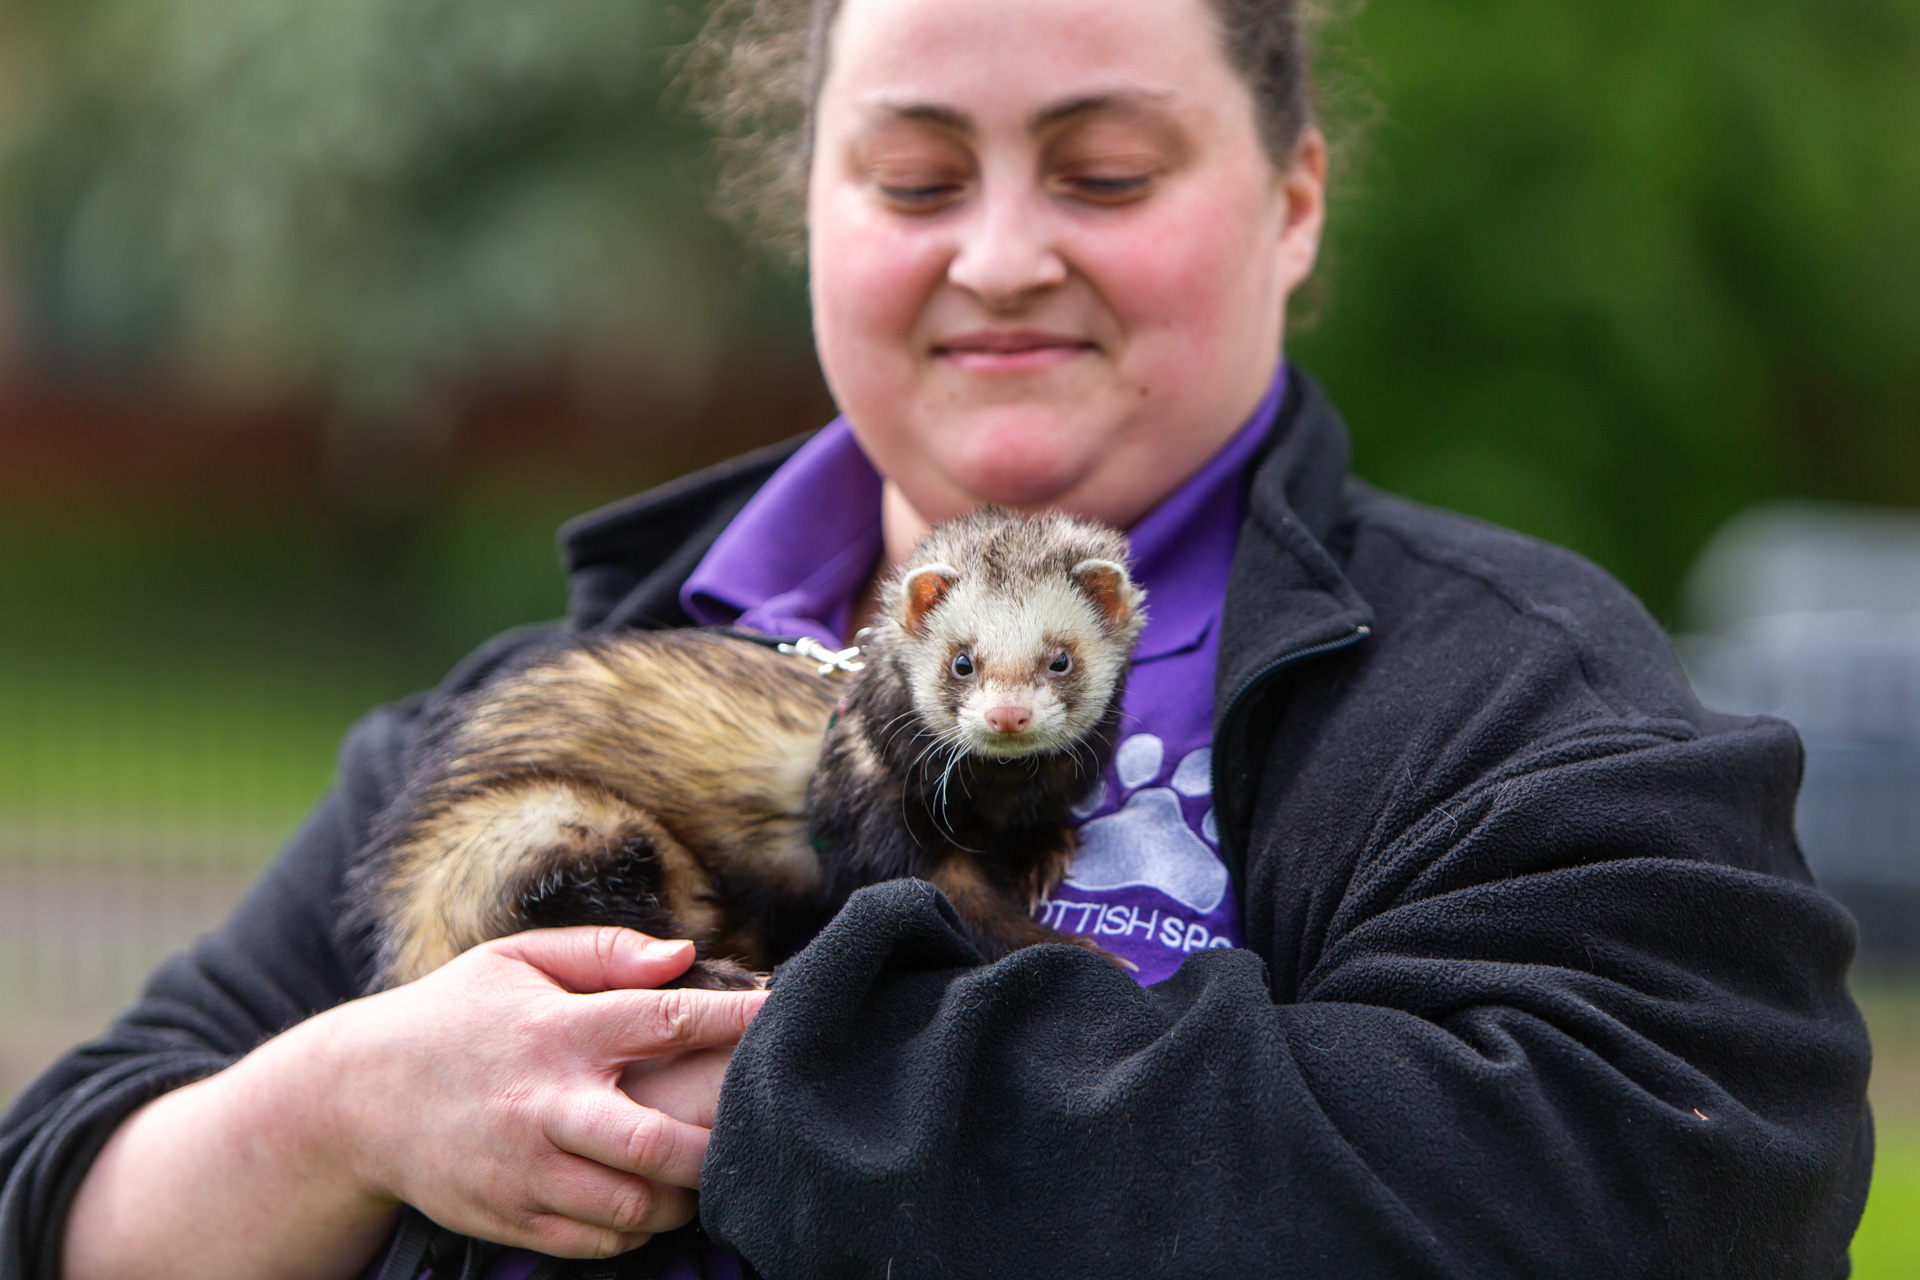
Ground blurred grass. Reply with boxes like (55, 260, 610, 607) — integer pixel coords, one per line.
(1855, 981, 1920, 1278)
(0, 653, 393, 830)
(1857, 1133, 1920, 1276)
(0, 484, 594, 867)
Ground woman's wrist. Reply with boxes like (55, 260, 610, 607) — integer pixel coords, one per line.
(240, 998, 407, 1223)
(62, 1001, 403, 1280)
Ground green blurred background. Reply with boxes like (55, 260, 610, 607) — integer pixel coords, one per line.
(0, 0, 1914, 1269)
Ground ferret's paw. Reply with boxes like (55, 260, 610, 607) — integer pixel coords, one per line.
(1063, 932, 1137, 971)
(671, 957, 768, 990)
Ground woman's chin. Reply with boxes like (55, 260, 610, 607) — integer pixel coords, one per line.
(937, 427, 1104, 510)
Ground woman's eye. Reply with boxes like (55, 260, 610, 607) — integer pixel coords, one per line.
(951, 652, 975, 678)
(878, 181, 966, 210)
(1064, 174, 1152, 202)
(1049, 651, 1072, 675)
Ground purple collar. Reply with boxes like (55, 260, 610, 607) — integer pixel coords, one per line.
(680, 364, 1289, 654)
(680, 426, 883, 648)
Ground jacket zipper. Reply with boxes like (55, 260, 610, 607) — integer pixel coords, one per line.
(1211, 623, 1373, 886)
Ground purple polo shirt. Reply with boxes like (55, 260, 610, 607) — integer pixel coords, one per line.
(682, 364, 1287, 984)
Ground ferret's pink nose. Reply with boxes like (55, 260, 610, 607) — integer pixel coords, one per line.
(986, 705, 1032, 735)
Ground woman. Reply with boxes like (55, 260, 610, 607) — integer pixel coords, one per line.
(1, 0, 1873, 1275)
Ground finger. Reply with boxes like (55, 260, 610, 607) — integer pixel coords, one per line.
(581, 985, 769, 1060)
(506, 1215, 652, 1263)
(528, 1152, 697, 1239)
(619, 1045, 735, 1128)
(491, 926, 697, 994)
(547, 1094, 714, 1189)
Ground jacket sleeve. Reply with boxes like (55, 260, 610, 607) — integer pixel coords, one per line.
(699, 719, 1874, 1279)
(0, 624, 559, 1280)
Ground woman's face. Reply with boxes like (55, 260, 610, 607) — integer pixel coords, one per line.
(809, 0, 1326, 537)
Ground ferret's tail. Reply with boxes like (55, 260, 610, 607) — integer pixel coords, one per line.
(368, 775, 742, 988)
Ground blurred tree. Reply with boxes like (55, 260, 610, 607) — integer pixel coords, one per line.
(0, 0, 797, 515)
(1, 0, 1916, 620)
(1298, 0, 1920, 620)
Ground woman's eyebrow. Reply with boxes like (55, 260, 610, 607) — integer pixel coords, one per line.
(862, 89, 1177, 137)
(866, 100, 974, 133)
(1031, 89, 1178, 132)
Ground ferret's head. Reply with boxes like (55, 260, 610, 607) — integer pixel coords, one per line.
(878, 507, 1147, 760)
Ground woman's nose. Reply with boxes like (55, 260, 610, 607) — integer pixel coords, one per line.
(946, 183, 1068, 307)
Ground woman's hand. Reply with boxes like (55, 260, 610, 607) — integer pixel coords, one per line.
(63, 927, 767, 1280)
(337, 927, 767, 1256)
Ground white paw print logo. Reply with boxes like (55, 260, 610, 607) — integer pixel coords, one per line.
(1065, 734, 1227, 913)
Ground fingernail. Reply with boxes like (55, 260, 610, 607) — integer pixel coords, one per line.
(642, 938, 690, 958)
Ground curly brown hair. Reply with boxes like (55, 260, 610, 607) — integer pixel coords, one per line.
(678, 0, 1358, 265)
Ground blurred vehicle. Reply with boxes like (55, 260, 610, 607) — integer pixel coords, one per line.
(1684, 503, 1920, 969)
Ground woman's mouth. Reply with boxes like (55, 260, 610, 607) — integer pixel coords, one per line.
(930, 330, 1098, 373)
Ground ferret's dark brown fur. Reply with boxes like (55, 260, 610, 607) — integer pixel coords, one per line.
(353, 507, 1146, 991)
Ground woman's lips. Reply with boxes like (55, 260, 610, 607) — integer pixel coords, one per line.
(930, 330, 1098, 373)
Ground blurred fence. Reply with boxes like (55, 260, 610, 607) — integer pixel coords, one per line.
(0, 635, 398, 1103)
(1685, 504, 1920, 968)
(0, 857, 259, 1095)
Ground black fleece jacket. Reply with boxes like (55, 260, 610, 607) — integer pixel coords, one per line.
(1, 370, 1874, 1279)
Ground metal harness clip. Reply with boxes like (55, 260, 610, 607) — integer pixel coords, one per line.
(777, 636, 867, 675)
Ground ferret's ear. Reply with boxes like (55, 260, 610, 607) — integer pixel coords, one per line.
(901, 564, 960, 634)
(1071, 559, 1136, 630)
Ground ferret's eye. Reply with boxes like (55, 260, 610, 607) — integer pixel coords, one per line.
(951, 652, 975, 678)
(1049, 650, 1073, 675)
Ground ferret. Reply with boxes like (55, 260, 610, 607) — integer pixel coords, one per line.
(351, 506, 1146, 991)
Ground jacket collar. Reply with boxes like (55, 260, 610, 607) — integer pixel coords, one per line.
(1207, 367, 1376, 885)
(561, 367, 1375, 680)
(561, 434, 810, 632)
(1214, 365, 1376, 726)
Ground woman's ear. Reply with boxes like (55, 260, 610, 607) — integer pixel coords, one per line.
(1273, 125, 1328, 298)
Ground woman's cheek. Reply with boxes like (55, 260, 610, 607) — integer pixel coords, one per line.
(813, 210, 950, 394)
(1092, 190, 1269, 348)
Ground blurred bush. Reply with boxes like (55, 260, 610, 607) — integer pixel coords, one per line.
(0, 0, 1912, 621)
(0, 0, 802, 511)
(0, 0, 1915, 612)
(1299, 0, 1920, 621)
